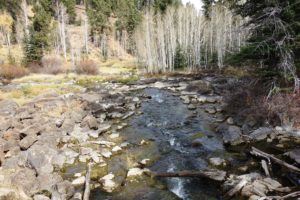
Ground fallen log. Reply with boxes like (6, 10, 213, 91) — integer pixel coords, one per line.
(250, 147, 300, 174)
(83, 163, 92, 200)
(146, 169, 227, 182)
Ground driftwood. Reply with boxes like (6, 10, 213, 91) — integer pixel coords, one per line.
(146, 169, 227, 182)
(259, 191, 300, 200)
(261, 160, 271, 177)
(225, 179, 248, 197)
(250, 147, 300, 174)
(83, 163, 91, 200)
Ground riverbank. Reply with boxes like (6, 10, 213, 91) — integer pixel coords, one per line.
(0, 73, 299, 200)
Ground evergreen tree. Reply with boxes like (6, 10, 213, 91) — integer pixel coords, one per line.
(24, 0, 53, 63)
(61, 0, 77, 23)
(86, 0, 112, 33)
(231, 0, 300, 82)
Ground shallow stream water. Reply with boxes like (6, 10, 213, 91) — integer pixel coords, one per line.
(91, 88, 229, 200)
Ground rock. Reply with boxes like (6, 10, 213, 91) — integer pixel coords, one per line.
(0, 100, 19, 116)
(79, 155, 89, 163)
(81, 115, 98, 130)
(206, 96, 217, 103)
(19, 135, 38, 150)
(72, 176, 85, 186)
(285, 149, 300, 164)
(132, 97, 140, 102)
(197, 96, 207, 103)
(120, 142, 130, 148)
(61, 118, 75, 133)
(100, 149, 112, 158)
(71, 192, 82, 200)
(180, 96, 190, 104)
(109, 133, 120, 139)
(98, 124, 111, 134)
(222, 126, 244, 146)
(90, 151, 102, 163)
(153, 81, 169, 89)
(108, 112, 123, 119)
(99, 173, 117, 193)
(11, 168, 39, 196)
(0, 188, 20, 200)
(33, 195, 50, 200)
(226, 117, 234, 125)
(81, 147, 93, 155)
(249, 127, 273, 141)
(112, 146, 122, 153)
(205, 107, 216, 114)
(209, 157, 226, 167)
(187, 104, 196, 110)
(127, 168, 150, 177)
(63, 148, 79, 165)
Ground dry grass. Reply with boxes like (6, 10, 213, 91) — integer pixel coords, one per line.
(75, 60, 99, 75)
(0, 83, 82, 105)
(40, 56, 65, 74)
(0, 64, 29, 79)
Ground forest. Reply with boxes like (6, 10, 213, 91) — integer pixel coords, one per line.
(0, 0, 299, 200)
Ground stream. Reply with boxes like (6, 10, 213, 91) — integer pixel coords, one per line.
(91, 87, 230, 200)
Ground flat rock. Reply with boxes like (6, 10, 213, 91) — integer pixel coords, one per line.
(249, 127, 273, 141)
(19, 135, 38, 150)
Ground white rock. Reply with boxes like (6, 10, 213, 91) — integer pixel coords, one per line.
(100, 173, 117, 193)
(112, 146, 122, 153)
(72, 176, 86, 185)
(109, 133, 120, 139)
(127, 168, 150, 177)
(100, 149, 112, 158)
(79, 155, 89, 163)
(226, 117, 234, 125)
(74, 173, 82, 177)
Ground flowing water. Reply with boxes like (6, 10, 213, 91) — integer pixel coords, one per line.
(91, 88, 229, 200)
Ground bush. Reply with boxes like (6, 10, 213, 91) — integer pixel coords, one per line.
(0, 64, 29, 80)
(40, 56, 64, 74)
(267, 93, 300, 128)
(75, 60, 99, 75)
(26, 56, 65, 75)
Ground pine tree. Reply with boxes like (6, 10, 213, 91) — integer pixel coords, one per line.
(24, 0, 53, 63)
(231, 0, 300, 86)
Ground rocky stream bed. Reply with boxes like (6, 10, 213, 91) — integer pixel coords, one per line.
(0, 75, 299, 200)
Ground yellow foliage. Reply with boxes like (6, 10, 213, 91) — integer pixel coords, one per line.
(0, 12, 13, 32)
